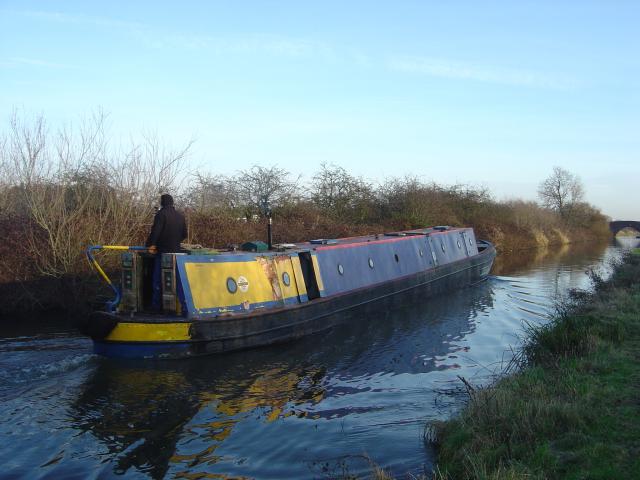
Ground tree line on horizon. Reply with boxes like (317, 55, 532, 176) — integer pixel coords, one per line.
(0, 112, 610, 315)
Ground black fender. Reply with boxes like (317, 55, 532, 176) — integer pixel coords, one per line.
(77, 311, 119, 340)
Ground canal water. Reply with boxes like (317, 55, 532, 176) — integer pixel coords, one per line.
(0, 238, 637, 480)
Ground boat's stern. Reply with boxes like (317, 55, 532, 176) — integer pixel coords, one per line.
(92, 315, 195, 359)
(82, 246, 198, 359)
(78, 310, 195, 359)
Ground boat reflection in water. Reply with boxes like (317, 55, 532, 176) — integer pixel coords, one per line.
(70, 279, 495, 478)
(72, 360, 327, 478)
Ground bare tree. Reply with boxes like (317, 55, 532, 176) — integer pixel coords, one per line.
(181, 173, 234, 212)
(537, 166, 584, 218)
(2, 110, 192, 278)
(230, 165, 299, 217)
(310, 162, 374, 220)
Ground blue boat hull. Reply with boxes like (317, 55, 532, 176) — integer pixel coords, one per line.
(93, 241, 496, 359)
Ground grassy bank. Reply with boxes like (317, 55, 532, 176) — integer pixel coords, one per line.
(434, 251, 640, 479)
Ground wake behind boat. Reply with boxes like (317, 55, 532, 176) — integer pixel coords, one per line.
(81, 226, 496, 359)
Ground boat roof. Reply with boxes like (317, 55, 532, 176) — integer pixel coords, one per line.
(188, 226, 469, 257)
(298, 226, 465, 248)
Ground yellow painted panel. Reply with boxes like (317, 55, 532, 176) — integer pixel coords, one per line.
(185, 261, 277, 310)
(106, 322, 191, 342)
(290, 256, 308, 297)
(274, 256, 300, 301)
(311, 254, 324, 291)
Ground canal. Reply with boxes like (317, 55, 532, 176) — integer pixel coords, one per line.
(1, 238, 637, 479)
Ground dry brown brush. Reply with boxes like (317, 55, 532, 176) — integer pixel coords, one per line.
(0, 111, 191, 316)
(0, 113, 610, 317)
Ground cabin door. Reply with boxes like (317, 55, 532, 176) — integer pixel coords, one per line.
(298, 252, 320, 300)
(460, 231, 471, 256)
(427, 237, 439, 266)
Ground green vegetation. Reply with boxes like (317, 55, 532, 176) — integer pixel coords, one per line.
(0, 113, 610, 317)
(434, 253, 640, 479)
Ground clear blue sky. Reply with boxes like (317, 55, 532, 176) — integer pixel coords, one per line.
(1, 1, 638, 219)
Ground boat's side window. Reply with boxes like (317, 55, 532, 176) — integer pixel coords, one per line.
(441, 242, 446, 252)
(337, 264, 344, 275)
(226, 277, 238, 294)
(457, 240, 461, 249)
(419, 249, 424, 257)
(469, 238, 473, 246)
(368, 258, 374, 269)
(394, 253, 399, 263)
(282, 272, 291, 286)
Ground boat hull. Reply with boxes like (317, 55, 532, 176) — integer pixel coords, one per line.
(93, 242, 495, 359)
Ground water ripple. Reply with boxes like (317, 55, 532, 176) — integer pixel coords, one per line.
(0, 242, 623, 479)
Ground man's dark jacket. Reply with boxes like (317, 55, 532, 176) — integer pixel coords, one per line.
(145, 206, 187, 253)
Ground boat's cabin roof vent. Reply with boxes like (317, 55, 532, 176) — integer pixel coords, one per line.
(310, 239, 338, 245)
(241, 241, 269, 252)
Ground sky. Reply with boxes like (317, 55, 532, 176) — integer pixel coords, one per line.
(1, 1, 639, 219)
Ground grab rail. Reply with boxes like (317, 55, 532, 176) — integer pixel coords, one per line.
(86, 245, 148, 312)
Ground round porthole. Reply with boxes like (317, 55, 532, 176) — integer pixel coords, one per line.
(457, 240, 462, 249)
(282, 272, 291, 286)
(368, 258, 374, 269)
(441, 242, 446, 252)
(226, 277, 237, 294)
(337, 264, 344, 275)
(394, 254, 399, 263)
(419, 249, 424, 257)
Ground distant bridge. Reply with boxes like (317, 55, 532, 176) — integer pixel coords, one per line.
(609, 221, 640, 235)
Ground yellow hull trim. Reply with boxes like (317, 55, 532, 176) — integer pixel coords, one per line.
(105, 322, 192, 342)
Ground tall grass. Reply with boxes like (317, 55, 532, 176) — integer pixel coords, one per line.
(433, 253, 640, 479)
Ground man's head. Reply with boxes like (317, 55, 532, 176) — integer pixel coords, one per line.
(160, 194, 174, 207)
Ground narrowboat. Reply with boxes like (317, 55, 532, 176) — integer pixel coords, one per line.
(82, 226, 496, 358)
